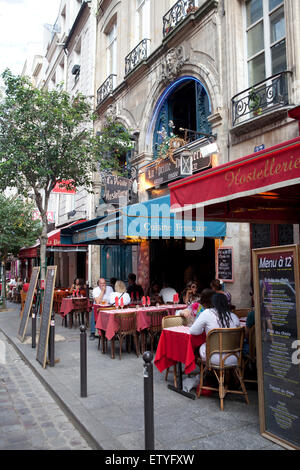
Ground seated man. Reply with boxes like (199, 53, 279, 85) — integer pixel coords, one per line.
(159, 283, 177, 304)
(90, 278, 113, 340)
(127, 273, 144, 301)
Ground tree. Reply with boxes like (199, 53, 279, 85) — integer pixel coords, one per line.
(0, 70, 121, 279)
(0, 194, 41, 309)
(96, 118, 134, 176)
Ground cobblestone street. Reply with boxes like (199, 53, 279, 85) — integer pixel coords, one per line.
(0, 332, 92, 450)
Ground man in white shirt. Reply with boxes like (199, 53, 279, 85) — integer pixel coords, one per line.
(159, 286, 177, 304)
(90, 278, 113, 340)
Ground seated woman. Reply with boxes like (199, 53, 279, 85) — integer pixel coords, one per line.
(178, 288, 214, 325)
(181, 281, 201, 305)
(190, 293, 240, 365)
(109, 280, 131, 307)
(210, 279, 232, 305)
(70, 278, 86, 296)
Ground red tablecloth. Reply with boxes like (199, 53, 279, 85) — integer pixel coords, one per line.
(60, 298, 92, 317)
(95, 304, 187, 340)
(154, 326, 206, 375)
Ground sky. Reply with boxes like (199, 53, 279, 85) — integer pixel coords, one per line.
(0, 0, 61, 78)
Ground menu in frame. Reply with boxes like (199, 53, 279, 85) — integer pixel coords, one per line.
(253, 245, 300, 450)
(217, 247, 233, 282)
(36, 266, 57, 369)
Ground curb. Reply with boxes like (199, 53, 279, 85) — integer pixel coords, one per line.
(0, 327, 102, 451)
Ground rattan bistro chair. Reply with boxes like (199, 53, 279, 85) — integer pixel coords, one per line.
(110, 312, 139, 360)
(197, 327, 249, 411)
(72, 298, 89, 327)
(142, 310, 168, 354)
(162, 315, 186, 387)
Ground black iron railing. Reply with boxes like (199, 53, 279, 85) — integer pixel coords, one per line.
(232, 71, 291, 127)
(163, 0, 198, 37)
(97, 74, 117, 106)
(125, 39, 150, 76)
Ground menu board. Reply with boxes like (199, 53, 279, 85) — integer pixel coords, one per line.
(217, 247, 233, 282)
(253, 245, 300, 449)
(17, 267, 40, 342)
(36, 266, 57, 369)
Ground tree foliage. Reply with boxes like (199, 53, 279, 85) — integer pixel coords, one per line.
(96, 118, 134, 175)
(0, 194, 41, 262)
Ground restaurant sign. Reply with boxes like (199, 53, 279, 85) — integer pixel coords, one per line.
(101, 174, 138, 206)
(145, 144, 213, 188)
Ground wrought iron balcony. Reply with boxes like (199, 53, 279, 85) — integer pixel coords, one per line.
(97, 74, 117, 106)
(125, 39, 150, 76)
(232, 71, 292, 127)
(163, 0, 199, 37)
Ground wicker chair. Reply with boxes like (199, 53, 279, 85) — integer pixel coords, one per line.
(141, 310, 169, 354)
(72, 298, 89, 327)
(162, 315, 186, 387)
(242, 325, 257, 384)
(54, 290, 69, 314)
(197, 327, 249, 411)
(110, 312, 139, 360)
(234, 308, 251, 319)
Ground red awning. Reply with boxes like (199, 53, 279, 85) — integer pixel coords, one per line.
(18, 220, 87, 258)
(169, 136, 300, 224)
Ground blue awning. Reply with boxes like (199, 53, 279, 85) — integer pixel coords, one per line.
(120, 195, 226, 239)
(67, 195, 226, 244)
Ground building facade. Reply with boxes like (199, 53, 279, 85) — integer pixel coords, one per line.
(89, 0, 300, 304)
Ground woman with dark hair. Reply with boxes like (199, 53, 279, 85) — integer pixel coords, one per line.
(210, 279, 232, 305)
(181, 281, 200, 305)
(190, 293, 240, 365)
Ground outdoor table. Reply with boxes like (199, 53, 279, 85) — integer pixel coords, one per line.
(60, 297, 91, 328)
(154, 325, 206, 400)
(95, 304, 187, 340)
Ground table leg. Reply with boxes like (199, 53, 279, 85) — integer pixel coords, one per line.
(69, 312, 73, 329)
(111, 338, 115, 359)
(168, 363, 196, 400)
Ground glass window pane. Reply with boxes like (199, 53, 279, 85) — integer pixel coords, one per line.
(271, 40, 286, 74)
(246, 0, 263, 26)
(247, 21, 264, 57)
(270, 7, 285, 43)
(269, 0, 283, 12)
(248, 53, 266, 86)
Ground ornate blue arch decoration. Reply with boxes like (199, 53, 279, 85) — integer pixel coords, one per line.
(147, 76, 212, 156)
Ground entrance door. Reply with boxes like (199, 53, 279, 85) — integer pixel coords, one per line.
(101, 245, 133, 284)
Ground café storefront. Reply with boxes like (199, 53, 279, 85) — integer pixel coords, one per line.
(169, 135, 300, 449)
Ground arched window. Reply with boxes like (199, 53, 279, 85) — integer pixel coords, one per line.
(152, 77, 211, 158)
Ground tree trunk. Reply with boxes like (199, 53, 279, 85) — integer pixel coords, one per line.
(1, 261, 7, 310)
(40, 223, 48, 281)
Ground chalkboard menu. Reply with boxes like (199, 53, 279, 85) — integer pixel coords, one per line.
(36, 266, 57, 369)
(253, 245, 300, 450)
(217, 247, 233, 282)
(17, 267, 40, 342)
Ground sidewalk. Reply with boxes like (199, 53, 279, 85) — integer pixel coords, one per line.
(0, 303, 282, 450)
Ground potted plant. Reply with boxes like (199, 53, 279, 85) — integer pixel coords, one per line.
(249, 87, 262, 116)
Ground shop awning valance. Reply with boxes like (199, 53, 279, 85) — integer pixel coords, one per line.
(169, 136, 300, 224)
(64, 195, 226, 244)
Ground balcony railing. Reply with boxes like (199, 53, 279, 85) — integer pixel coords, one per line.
(163, 0, 199, 37)
(232, 71, 291, 127)
(97, 74, 117, 106)
(125, 39, 150, 76)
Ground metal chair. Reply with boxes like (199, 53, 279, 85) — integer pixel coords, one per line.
(197, 327, 249, 411)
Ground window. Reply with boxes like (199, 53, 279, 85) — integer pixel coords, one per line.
(107, 22, 117, 77)
(246, 0, 286, 86)
(136, 0, 150, 42)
